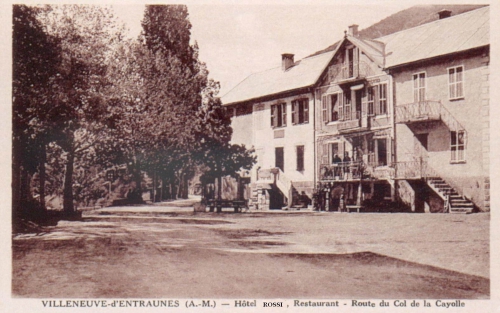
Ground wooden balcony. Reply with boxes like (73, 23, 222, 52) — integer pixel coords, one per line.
(319, 161, 363, 182)
(337, 111, 362, 132)
(328, 61, 374, 85)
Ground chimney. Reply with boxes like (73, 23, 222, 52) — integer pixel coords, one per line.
(438, 9, 452, 19)
(348, 24, 359, 37)
(281, 53, 294, 71)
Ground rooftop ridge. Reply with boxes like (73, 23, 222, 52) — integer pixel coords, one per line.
(376, 5, 488, 42)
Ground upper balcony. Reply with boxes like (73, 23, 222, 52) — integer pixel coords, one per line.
(337, 110, 362, 132)
(328, 61, 375, 85)
(319, 159, 394, 182)
(395, 100, 465, 132)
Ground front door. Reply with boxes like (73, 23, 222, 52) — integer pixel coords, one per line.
(275, 147, 284, 171)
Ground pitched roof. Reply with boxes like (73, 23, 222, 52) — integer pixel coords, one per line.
(221, 50, 335, 106)
(378, 6, 489, 69)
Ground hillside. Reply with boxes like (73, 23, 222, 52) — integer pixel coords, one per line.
(309, 4, 487, 57)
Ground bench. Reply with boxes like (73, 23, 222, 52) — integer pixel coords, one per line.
(207, 199, 248, 213)
(346, 205, 362, 213)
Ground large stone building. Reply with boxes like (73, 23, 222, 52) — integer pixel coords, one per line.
(222, 51, 335, 209)
(383, 7, 490, 212)
(221, 6, 489, 212)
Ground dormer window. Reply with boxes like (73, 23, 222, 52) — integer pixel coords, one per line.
(344, 46, 359, 79)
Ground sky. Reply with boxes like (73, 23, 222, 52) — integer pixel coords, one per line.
(115, 3, 415, 96)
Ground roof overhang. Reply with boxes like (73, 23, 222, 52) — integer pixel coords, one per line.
(222, 86, 314, 107)
(384, 45, 489, 72)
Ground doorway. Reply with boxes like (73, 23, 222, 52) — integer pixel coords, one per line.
(377, 139, 387, 166)
(275, 147, 284, 171)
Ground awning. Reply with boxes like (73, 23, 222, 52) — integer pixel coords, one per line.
(350, 84, 365, 90)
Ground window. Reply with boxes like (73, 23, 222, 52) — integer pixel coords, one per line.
(378, 83, 387, 114)
(296, 145, 304, 171)
(291, 99, 309, 125)
(330, 94, 339, 121)
(449, 66, 464, 100)
(343, 92, 352, 120)
(413, 72, 426, 102)
(451, 131, 466, 162)
(367, 86, 375, 115)
(322, 94, 340, 123)
(271, 103, 286, 128)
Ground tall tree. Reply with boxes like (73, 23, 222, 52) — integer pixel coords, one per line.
(13, 5, 60, 220)
(38, 5, 124, 215)
(195, 81, 256, 209)
(140, 5, 209, 201)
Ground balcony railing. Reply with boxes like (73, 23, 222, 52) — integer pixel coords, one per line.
(337, 111, 361, 131)
(395, 100, 465, 132)
(319, 161, 363, 181)
(328, 61, 374, 82)
(393, 160, 438, 180)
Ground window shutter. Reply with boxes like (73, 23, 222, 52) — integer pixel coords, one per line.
(291, 101, 296, 125)
(353, 47, 359, 77)
(374, 85, 380, 116)
(322, 96, 328, 123)
(339, 92, 344, 120)
(282, 103, 287, 126)
(386, 138, 392, 166)
(321, 143, 329, 165)
(271, 105, 276, 127)
(456, 67, 463, 98)
(361, 88, 367, 116)
(304, 100, 309, 123)
(292, 100, 300, 124)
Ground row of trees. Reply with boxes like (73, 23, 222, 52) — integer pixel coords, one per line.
(13, 4, 255, 222)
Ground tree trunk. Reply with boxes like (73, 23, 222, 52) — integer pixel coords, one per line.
(152, 169, 157, 203)
(216, 175, 222, 213)
(39, 142, 46, 214)
(176, 172, 183, 199)
(63, 147, 75, 216)
(132, 155, 143, 202)
(19, 166, 31, 217)
(161, 175, 166, 201)
(181, 172, 188, 199)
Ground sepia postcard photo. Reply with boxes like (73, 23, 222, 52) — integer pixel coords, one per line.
(3, 0, 499, 312)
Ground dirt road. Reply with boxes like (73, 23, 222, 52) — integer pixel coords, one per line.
(12, 202, 489, 298)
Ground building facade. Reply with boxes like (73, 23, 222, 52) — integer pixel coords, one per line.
(222, 6, 489, 212)
(222, 51, 335, 209)
(314, 25, 396, 212)
(381, 7, 490, 212)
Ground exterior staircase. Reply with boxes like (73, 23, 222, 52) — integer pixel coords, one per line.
(252, 168, 293, 209)
(426, 177, 474, 213)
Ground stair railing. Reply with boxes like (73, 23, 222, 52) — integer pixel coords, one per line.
(276, 168, 293, 207)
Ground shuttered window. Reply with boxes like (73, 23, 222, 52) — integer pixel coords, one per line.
(291, 99, 309, 125)
(379, 83, 387, 114)
(271, 103, 286, 127)
(367, 86, 375, 115)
